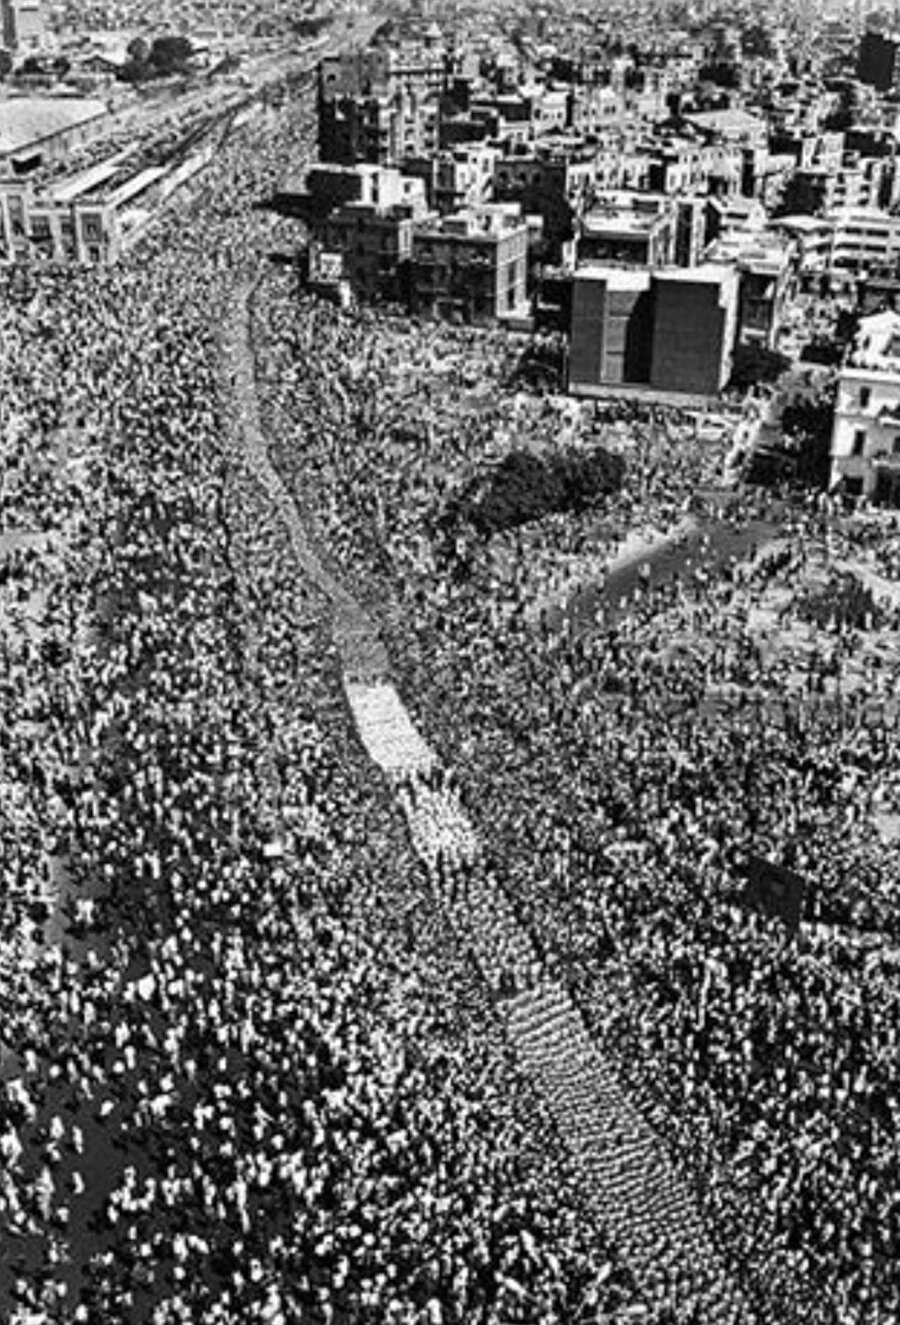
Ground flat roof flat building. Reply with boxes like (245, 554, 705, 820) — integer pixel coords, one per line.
(650, 265, 739, 396)
(568, 263, 739, 399)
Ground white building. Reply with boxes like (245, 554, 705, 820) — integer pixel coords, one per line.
(830, 310, 900, 503)
(829, 207, 900, 278)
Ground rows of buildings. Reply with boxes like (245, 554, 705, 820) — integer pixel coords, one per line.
(285, 11, 900, 406)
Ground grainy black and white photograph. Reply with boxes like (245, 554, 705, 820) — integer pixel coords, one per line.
(0, 0, 898, 1321)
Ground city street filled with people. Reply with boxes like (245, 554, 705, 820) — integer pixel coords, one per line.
(252, 273, 900, 1325)
(0, 68, 667, 1325)
(2, 33, 900, 1325)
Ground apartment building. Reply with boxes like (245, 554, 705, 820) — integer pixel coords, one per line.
(568, 263, 738, 398)
(409, 204, 529, 324)
(299, 164, 429, 303)
(1, 0, 44, 51)
(830, 207, 900, 278)
(577, 192, 677, 268)
(706, 230, 795, 348)
(830, 310, 900, 503)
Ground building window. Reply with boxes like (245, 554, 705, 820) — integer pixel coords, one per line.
(852, 429, 867, 457)
(860, 386, 871, 408)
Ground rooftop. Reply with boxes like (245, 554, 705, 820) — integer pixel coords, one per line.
(774, 214, 834, 233)
(574, 264, 650, 289)
(583, 211, 663, 236)
(851, 310, 900, 369)
(684, 107, 767, 140)
(0, 98, 107, 158)
(48, 154, 124, 203)
(654, 263, 735, 285)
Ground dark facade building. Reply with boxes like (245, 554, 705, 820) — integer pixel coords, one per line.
(568, 268, 653, 390)
(857, 31, 900, 92)
(409, 206, 529, 324)
(650, 266, 738, 395)
(568, 263, 738, 397)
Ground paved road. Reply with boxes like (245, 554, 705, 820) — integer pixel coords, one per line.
(546, 503, 784, 637)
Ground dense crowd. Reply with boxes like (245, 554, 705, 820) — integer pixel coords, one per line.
(253, 280, 900, 1325)
(0, 72, 665, 1325)
(4, 33, 900, 1325)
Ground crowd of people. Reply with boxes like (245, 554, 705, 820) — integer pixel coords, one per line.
(0, 62, 678, 1325)
(4, 27, 900, 1325)
(252, 276, 900, 1325)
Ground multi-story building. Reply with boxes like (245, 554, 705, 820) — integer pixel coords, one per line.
(706, 230, 795, 348)
(318, 90, 439, 167)
(569, 85, 625, 136)
(567, 263, 739, 398)
(830, 310, 900, 502)
(317, 36, 446, 105)
(493, 145, 594, 260)
(577, 191, 677, 268)
(0, 146, 215, 263)
(293, 164, 429, 303)
(568, 266, 653, 391)
(402, 143, 497, 215)
(409, 204, 529, 324)
(857, 30, 900, 92)
(1, 0, 44, 52)
(649, 265, 739, 396)
(829, 207, 900, 278)
(768, 213, 832, 286)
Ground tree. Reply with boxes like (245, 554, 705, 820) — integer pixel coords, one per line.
(119, 58, 152, 84)
(148, 35, 194, 75)
(742, 24, 774, 59)
(729, 343, 791, 391)
(126, 36, 150, 64)
(442, 445, 625, 540)
(782, 383, 836, 488)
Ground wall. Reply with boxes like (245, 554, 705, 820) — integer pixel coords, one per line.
(650, 271, 737, 395)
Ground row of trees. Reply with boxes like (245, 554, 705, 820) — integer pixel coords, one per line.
(120, 35, 195, 84)
(0, 50, 69, 80)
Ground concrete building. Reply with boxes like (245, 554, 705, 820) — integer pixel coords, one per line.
(318, 90, 439, 167)
(402, 143, 497, 215)
(830, 207, 900, 278)
(830, 311, 900, 502)
(567, 263, 738, 398)
(317, 40, 445, 104)
(0, 145, 214, 263)
(568, 266, 652, 391)
(312, 166, 429, 304)
(650, 265, 739, 396)
(706, 230, 795, 349)
(577, 192, 676, 269)
(1, 0, 44, 52)
(287, 164, 429, 304)
(770, 215, 822, 280)
(857, 30, 900, 92)
(409, 204, 529, 324)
